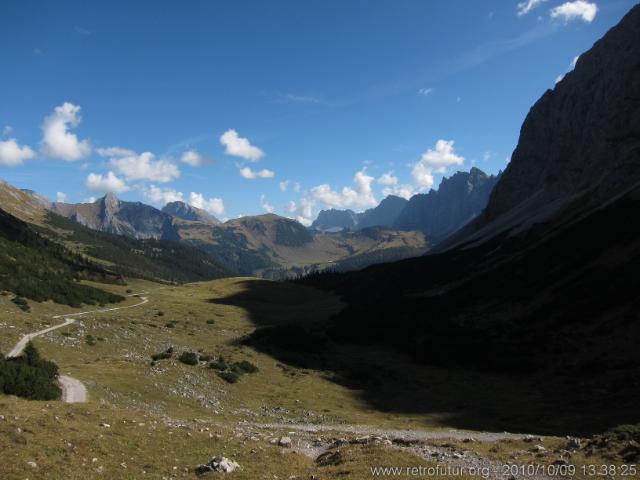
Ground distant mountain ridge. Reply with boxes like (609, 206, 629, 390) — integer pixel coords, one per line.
(394, 167, 499, 243)
(162, 201, 220, 225)
(311, 167, 499, 244)
(51, 193, 180, 240)
(10, 184, 427, 278)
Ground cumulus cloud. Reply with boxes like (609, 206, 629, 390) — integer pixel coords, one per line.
(279, 180, 290, 192)
(412, 139, 464, 189)
(239, 166, 275, 179)
(144, 185, 184, 205)
(56, 192, 67, 203)
(0, 138, 35, 166)
(181, 149, 208, 166)
(101, 149, 180, 183)
(288, 198, 314, 226)
(85, 171, 129, 193)
(378, 172, 398, 186)
(220, 129, 264, 162)
(381, 183, 416, 200)
(310, 169, 376, 210)
(517, 0, 547, 16)
(550, 1, 598, 23)
(189, 192, 225, 216)
(260, 194, 275, 213)
(41, 102, 91, 161)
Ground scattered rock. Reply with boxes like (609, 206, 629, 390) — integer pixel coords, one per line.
(27, 461, 38, 469)
(195, 456, 240, 475)
(530, 445, 546, 453)
(99, 423, 111, 428)
(279, 436, 292, 447)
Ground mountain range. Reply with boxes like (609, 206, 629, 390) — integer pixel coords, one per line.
(1, 182, 428, 280)
(311, 167, 500, 244)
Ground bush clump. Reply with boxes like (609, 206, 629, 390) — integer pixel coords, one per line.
(233, 360, 259, 374)
(165, 321, 177, 329)
(199, 354, 213, 362)
(178, 351, 199, 366)
(12, 296, 30, 312)
(0, 342, 61, 400)
(85, 334, 97, 346)
(217, 371, 241, 384)
(210, 356, 258, 383)
(206, 319, 215, 325)
(151, 347, 173, 361)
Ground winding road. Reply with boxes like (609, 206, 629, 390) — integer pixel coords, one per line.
(5, 295, 149, 403)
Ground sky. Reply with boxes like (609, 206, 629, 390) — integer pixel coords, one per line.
(0, 0, 636, 224)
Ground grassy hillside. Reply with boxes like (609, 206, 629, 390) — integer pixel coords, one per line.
(39, 212, 233, 284)
(0, 208, 124, 307)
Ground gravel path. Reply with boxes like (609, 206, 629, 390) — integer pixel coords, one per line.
(5, 295, 149, 403)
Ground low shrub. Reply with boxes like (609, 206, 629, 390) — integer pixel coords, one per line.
(151, 347, 173, 361)
(0, 342, 61, 400)
(199, 354, 213, 362)
(217, 371, 241, 384)
(85, 334, 97, 346)
(165, 321, 177, 329)
(233, 360, 259, 374)
(12, 296, 30, 312)
(208, 357, 228, 371)
(605, 424, 640, 442)
(206, 319, 215, 325)
(178, 351, 199, 366)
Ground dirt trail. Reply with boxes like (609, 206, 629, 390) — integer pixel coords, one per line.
(5, 295, 149, 403)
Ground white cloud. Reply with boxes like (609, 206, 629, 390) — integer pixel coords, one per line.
(189, 192, 225, 216)
(2, 125, 13, 136)
(293, 182, 301, 193)
(412, 139, 464, 189)
(483, 151, 492, 161)
(220, 129, 264, 162)
(378, 172, 398, 186)
(279, 180, 290, 192)
(56, 192, 67, 203)
(417, 87, 434, 96)
(278, 93, 323, 104)
(144, 185, 184, 205)
(96, 146, 135, 157)
(310, 169, 376, 210)
(0, 139, 35, 166)
(517, 0, 547, 16)
(260, 194, 275, 213)
(84, 196, 97, 203)
(288, 198, 314, 226)
(85, 171, 129, 193)
(239, 166, 275, 179)
(181, 149, 207, 166)
(381, 184, 416, 200)
(108, 151, 180, 183)
(41, 102, 91, 161)
(550, 1, 598, 23)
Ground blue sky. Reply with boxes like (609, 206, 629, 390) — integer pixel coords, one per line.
(0, 0, 636, 223)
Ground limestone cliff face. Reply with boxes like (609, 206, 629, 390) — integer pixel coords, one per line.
(487, 5, 640, 222)
(441, 5, 640, 250)
(52, 194, 179, 240)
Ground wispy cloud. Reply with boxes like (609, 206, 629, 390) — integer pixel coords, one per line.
(74, 25, 92, 35)
(517, 0, 548, 17)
